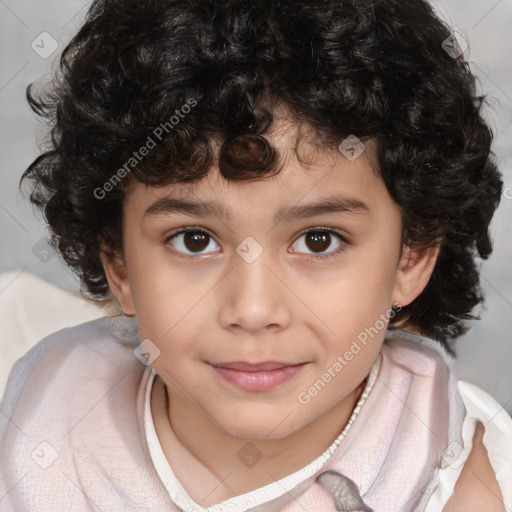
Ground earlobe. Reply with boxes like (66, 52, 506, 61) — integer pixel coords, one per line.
(99, 245, 136, 316)
(392, 245, 440, 308)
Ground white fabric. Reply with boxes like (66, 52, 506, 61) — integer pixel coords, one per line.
(0, 316, 177, 511)
(0, 270, 106, 395)
(424, 381, 512, 510)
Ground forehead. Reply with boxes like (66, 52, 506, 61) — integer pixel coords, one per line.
(123, 117, 391, 221)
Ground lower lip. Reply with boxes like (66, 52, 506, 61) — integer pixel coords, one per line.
(211, 364, 305, 390)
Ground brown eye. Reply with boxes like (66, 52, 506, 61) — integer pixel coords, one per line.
(183, 232, 209, 252)
(291, 229, 347, 260)
(305, 232, 331, 253)
(167, 228, 220, 256)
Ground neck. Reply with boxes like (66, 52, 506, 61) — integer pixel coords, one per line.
(162, 375, 368, 505)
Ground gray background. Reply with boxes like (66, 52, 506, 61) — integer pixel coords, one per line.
(1, 1, 511, 411)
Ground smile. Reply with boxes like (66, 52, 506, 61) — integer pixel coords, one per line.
(209, 363, 307, 390)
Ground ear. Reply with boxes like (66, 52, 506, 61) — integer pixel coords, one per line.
(99, 244, 136, 316)
(392, 245, 440, 308)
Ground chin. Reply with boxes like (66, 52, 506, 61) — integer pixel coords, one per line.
(214, 408, 303, 441)
(224, 424, 293, 441)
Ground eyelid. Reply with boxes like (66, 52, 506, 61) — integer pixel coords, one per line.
(294, 225, 349, 241)
(166, 225, 211, 237)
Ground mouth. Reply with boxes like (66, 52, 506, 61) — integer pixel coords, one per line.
(209, 361, 308, 390)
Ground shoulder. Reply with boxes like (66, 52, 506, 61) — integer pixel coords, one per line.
(0, 316, 161, 509)
(0, 315, 141, 436)
(443, 420, 507, 512)
(424, 378, 512, 511)
(3, 315, 135, 383)
(440, 380, 512, 512)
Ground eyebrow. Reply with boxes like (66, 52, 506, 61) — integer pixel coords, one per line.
(143, 194, 371, 224)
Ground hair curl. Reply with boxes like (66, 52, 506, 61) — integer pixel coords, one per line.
(21, 0, 503, 356)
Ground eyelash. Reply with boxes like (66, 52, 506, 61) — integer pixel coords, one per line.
(164, 226, 350, 261)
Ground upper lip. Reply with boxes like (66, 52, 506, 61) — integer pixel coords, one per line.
(210, 361, 304, 371)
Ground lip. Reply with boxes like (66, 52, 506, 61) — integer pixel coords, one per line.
(210, 362, 307, 390)
(211, 361, 299, 371)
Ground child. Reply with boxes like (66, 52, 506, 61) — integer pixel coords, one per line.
(1, 0, 511, 510)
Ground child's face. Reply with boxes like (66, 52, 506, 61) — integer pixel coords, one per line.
(103, 118, 437, 440)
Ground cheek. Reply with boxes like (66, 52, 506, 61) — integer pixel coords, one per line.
(299, 248, 399, 346)
(312, 254, 397, 313)
(125, 239, 185, 316)
(127, 263, 209, 360)
(350, 228, 401, 298)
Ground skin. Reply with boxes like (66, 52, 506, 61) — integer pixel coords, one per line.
(100, 114, 475, 506)
(443, 421, 506, 512)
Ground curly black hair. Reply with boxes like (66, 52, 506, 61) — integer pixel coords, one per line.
(20, 0, 503, 356)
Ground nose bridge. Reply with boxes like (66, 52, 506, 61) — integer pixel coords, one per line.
(232, 237, 278, 301)
(218, 236, 290, 332)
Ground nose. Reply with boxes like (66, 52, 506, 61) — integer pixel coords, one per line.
(217, 247, 292, 334)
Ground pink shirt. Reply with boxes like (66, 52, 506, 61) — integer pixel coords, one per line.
(1, 316, 511, 511)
